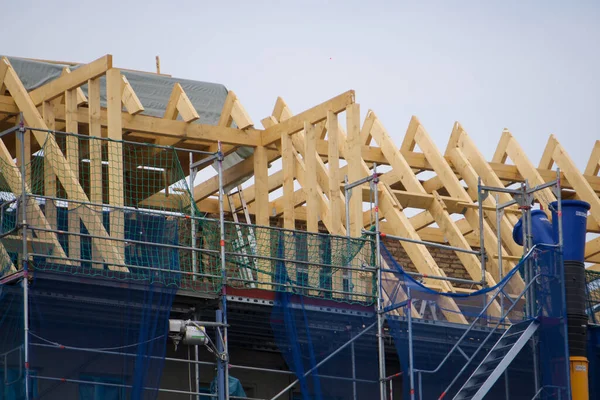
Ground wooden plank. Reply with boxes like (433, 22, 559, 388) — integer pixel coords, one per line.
(218, 91, 237, 127)
(105, 68, 126, 268)
(370, 114, 424, 194)
(65, 88, 81, 260)
(231, 99, 254, 129)
(42, 101, 57, 232)
(327, 111, 343, 233)
(29, 55, 112, 105)
(304, 122, 319, 232)
(538, 136, 557, 170)
(0, 95, 19, 114)
(192, 149, 279, 202)
(59, 67, 87, 105)
(0, 60, 8, 94)
(51, 105, 261, 147)
(261, 90, 355, 146)
(504, 131, 556, 209)
(327, 110, 345, 294)
(163, 83, 199, 123)
(346, 104, 364, 237)
(304, 122, 324, 295)
(254, 146, 270, 227)
(585, 141, 600, 176)
(88, 78, 103, 268)
(120, 75, 145, 115)
(550, 136, 600, 228)
(281, 130, 298, 230)
(360, 110, 376, 145)
(493, 130, 511, 163)
(253, 145, 271, 288)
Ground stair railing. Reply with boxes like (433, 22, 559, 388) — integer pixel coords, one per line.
(435, 272, 541, 399)
(411, 245, 544, 399)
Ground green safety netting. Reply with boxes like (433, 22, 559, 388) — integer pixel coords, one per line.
(586, 269, 600, 323)
(0, 130, 377, 302)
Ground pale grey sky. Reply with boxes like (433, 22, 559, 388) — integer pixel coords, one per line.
(3, 0, 599, 169)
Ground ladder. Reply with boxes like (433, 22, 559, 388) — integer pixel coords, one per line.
(453, 319, 540, 400)
(226, 185, 257, 288)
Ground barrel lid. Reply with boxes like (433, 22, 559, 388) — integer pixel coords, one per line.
(550, 200, 591, 211)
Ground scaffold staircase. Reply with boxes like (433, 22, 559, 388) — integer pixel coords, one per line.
(453, 319, 540, 400)
(226, 185, 257, 288)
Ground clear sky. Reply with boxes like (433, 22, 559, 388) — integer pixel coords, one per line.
(3, 0, 599, 169)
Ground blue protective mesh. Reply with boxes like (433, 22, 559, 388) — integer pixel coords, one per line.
(270, 231, 379, 400)
(0, 252, 177, 399)
(381, 243, 570, 400)
(25, 272, 176, 400)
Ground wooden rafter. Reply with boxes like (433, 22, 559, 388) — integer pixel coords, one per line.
(1, 52, 598, 303)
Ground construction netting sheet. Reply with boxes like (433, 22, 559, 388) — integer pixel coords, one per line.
(0, 271, 176, 400)
(0, 131, 224, 293)
(226, 223, 377, 303)
(381, 243, 569, 400)
(269, 234, 380, 400)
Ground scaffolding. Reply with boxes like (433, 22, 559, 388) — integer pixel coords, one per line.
(0, 53, 594, 399)
(0, 121, 381, 400)
(0, 124, 574, 400)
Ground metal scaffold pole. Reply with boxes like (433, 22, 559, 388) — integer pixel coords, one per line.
(407, 287, 415, 400)
(18, 115, 30, 400)
(189, 153, 201, 400)
(216, 142, 229, 400)
(373, 164, 387, 400)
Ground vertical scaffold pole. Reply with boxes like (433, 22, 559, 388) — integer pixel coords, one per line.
(189, 153, 200, 400)
(216, 142, 229, 400)
(373, 165, 387, 400)
(18, 115, 30, 400)
(407, 287, 415, 400)
(351, 334, 357, 400)
(496, 194, 509, 400)
(477, 177, 486, 286)
(190, 153, 198, 281)
(556, 169, 571, 400)
(344, 175, 352, 295)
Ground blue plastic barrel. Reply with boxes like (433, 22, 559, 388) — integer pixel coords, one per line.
(550, 200, 590, 262)
(512, 209, 554, 246)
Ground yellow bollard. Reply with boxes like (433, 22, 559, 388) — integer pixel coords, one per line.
(570, 356, 589, 400)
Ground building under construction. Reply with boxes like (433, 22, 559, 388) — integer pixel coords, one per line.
(0, 54, 599, 399)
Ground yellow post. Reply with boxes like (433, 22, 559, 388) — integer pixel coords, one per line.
(570, 356, 589, 400)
